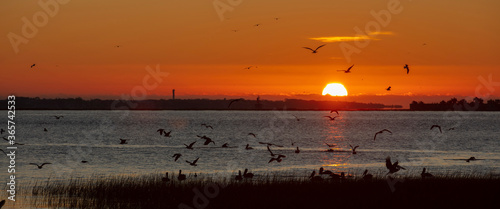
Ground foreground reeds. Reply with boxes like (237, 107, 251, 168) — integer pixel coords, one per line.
(32, 172, 500, 209)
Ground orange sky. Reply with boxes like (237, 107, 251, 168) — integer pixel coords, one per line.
(1, 0, 499, 106)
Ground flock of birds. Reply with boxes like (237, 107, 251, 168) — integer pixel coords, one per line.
(5, 112, 480, 183)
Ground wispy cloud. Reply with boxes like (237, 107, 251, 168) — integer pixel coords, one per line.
(310, 31, 394, 43)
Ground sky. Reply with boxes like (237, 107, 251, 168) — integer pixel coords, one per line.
(1, 0, 499, 107)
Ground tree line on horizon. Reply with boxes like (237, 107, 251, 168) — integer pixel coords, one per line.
(410, 97, 500, 111)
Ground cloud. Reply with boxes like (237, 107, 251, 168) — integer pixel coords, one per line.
(310, 31, 394, 43)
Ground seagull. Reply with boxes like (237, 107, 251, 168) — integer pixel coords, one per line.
(162, 172, 170, 182)
(248, 133, 256, 138)
(172, 153, 182, 161)
(119, 139, 128, 144)
(330, 110, 339, 115)
(319, 167, 333, 175)
(309, 170, 323, 182)
(245, 144, 253, 150)
(228, 99, 243, 108)
(163, 131, 172, 137)
(386, 156, 406, 174)
(259, 142, 284, 147)
(386, 86, 391, 91)
(374, 129, 392, 140)
(421, 168, 433, 179)
(362, 169, 373, 180)
(243, 66, 254, 70)
(295, 147, 300, 153)
(203, 137, 215, 145)
(243, 169, 254, 179)
(235, 170, 243, 181)
(186, 157, 199, 166)
(177, 170, 186, 181)
(30, 163, 52, 169)
(466, 157, 476, 162)
(269, 154, 286, 163)
(201, 124, 213, 129)
(349, 144, 359, 154)
(324, 142, 336, 148)
(53, 116, 63, 119)
(157, 129, 166, 135)
(31, 64, 36, 68)
(404, 64, 409, 74)
(324, 116, 337, 120)
(337, 65, 354, 73)
(292, 115, 304, 121)
(184, 141, 196, 149)
(303, 44, 326, 53)
(447, 127, 455, 131)
(430, 125, 442, 133)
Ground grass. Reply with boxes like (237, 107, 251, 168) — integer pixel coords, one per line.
(31, 172, 500, 209)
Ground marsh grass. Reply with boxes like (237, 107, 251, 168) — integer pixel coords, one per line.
(32, 172, 500, 209)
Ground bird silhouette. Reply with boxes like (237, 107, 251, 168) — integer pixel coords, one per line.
(184, 141, 196, 149)
(430, 125, 442, 133)
(466, 157, 476, 162)
(324, 142, 336, 148)
(254, 23, 261, 27)
(269, 154, 286, 163)
(228, 99, 243, 108)
(53, 116, 63, 119)
(157, 129, 166, 135)
(303, 44, 326, 53)
(386, 86, 391, 91)
(221, 143, 229, 148)
(119, 139, 128, 144)
(177, 170, 186, 181)
(295, 147, 300, 153)
(374, 129, 392, 140)
(292, 115, 304, 121)
(330, 110, 339, 115)
(259, 142, 284, 147)
(349, 144, 359, 154)
(243, 66, 254, 70)
(201, 124, 213, 129)
(162, 172, 170, 182)
(324, 116, 337, 120)
(337, 65, 354, 73)
(248, 133, 256, 137)
(44, 128, 48, 132)
(163, 131, 172, 137)
(31, 64, 36, 68)
(362, 169, 373, 180)
(186, 157, 199, 166)
(243, 169, 254, 179)
(172, 153, 182, 161)
(245, 144, 253, 150)
(386, 157, 405, 174)
(421, 168, 433, 179)
(30, 163, 51, 169)
(235, 170, 243, 181)
(404, 64, 410, 74)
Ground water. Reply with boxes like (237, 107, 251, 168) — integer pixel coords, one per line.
(2, 110, 500, 186)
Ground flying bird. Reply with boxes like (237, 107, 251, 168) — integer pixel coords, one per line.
(53, 116, 64, 119)
(337, 65, 354, 73)
(248, 133, 256, 138)
(172, 153, 182, 161)
(163, 131, 172, 137)
(267, 145, 276, 156)
(386, 86, 391, 91)
(31, 64, 36, 68)
(221, 143, 229, 148)
(349, 144, 359, 154)
(119, 139, 128, 144)
(245, 144, 253, 150)
(404, 64, 410, 74)
(421, 168, 433, 179)
(303, 44, 326, 53)
(374, 129, 392, 140)
(324, 116, 337, 120)
(259, 142, 283, 147)
(269, 154, 286, 163)
(228, 99, 243, 108)
(386, 157, 406, 174)
(324, 143, 336, 148)
(430, 125, 442, 133)
(243, 66, 254, 70)
(330, 110, 339, 115)
(157, 129, 166, 135)
(30, 163, 52, 169)
(254, 23, 261, 27)
(292, 115, 304, 121)
(201, 124, 213, 129)
(202, 137, 215, 145)
(184, 141, 196, 149)
(186, 157, 199, 166)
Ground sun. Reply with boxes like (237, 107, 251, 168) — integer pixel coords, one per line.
(322, 83, 348, 96)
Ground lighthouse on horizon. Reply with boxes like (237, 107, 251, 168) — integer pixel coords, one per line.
(172, 89, 175, 100)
